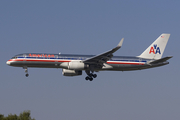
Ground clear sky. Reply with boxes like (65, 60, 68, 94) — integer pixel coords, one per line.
(0, 0, 179, 120)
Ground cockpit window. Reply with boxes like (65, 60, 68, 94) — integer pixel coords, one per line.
(11, 57, 18, 59)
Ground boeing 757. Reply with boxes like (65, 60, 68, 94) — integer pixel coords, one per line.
(6, 33, 172, 81)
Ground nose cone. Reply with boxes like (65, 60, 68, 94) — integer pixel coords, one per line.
(6, 60, 11, 65)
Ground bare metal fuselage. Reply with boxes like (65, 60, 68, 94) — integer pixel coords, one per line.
(7, 53, 169, 71)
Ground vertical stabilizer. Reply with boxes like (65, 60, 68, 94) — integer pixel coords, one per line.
(138, 33, 170, 59)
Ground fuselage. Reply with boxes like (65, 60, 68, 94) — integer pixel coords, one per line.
(6, 53, 169, 71)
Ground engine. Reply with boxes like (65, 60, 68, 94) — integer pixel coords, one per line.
(68, 61, 88, 70)
(62, 69, 82, 76)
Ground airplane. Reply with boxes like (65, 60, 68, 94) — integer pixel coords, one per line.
(6, 33, 172, 81)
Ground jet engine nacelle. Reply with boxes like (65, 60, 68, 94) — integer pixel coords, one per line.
(62, 69, 82, 76)
(68, 61, 88, 70)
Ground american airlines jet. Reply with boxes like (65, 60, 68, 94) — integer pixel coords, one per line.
(6, 33, 172, 81)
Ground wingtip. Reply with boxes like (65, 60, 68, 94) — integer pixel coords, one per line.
(117, 38, 124, 47)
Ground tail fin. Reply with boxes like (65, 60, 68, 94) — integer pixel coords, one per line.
(138, 33, 170, 59)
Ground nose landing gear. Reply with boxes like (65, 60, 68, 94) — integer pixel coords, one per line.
(23, 67, 29, 77)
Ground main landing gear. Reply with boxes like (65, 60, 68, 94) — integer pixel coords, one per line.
(85, 73, 97, 81)
(85, 70, 97, 81)
(23, 67, 29, 77)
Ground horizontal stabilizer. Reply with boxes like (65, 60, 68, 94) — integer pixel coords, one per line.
(150, 56, 173, 64)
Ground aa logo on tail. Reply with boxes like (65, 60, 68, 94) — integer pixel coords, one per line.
(149, 44, 161, 54)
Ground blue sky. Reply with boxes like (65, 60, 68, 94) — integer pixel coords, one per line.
(0, 0, 179, 120)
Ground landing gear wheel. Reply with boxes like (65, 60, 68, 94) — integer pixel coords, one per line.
(85, 76, 93, 81)
(93, 74, 97, 78)
(85, 76, 89, 80)
(89, 77, 93, 81)
(25, 74, 29, 77)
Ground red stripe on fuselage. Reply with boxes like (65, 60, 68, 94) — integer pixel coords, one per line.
(8, 59, 24, 62)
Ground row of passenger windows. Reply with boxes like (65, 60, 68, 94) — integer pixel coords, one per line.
(15, 56, 86, 60)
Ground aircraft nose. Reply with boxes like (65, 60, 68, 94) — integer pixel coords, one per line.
(6, 61, 11, 65)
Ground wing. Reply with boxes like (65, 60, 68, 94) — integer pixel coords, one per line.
(83, 38, 124, 64)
